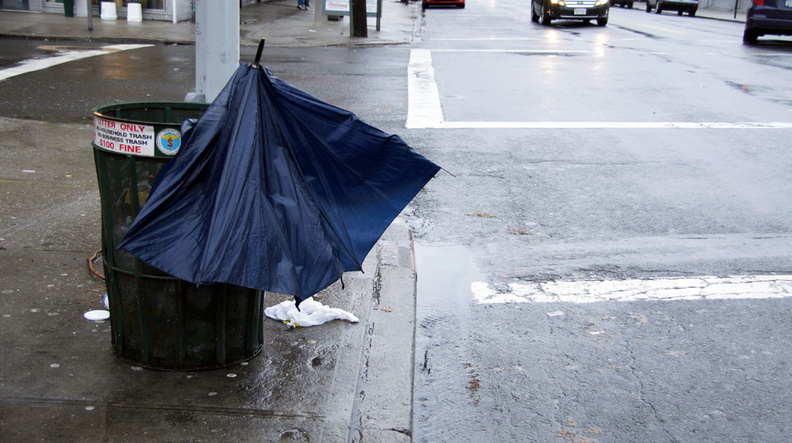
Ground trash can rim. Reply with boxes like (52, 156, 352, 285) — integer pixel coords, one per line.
(93, 101, 210, 126)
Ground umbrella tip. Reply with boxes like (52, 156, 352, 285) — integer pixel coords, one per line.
(252, 39, 266, 69)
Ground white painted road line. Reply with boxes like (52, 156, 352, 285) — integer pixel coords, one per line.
(431, 121, 792, 129)
(406, 49, 792, 130)
(472, 275, 792, 304)
(407, 49, 444, 129)
(429, 49, 594, 53)
(0, 44, 153, 82)
(430, 37, 548, 41)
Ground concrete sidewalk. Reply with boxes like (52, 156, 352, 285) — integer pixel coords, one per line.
(0, 0, 424, 46)
(0, 1, 423, 442)
(0, 119, 418, 442)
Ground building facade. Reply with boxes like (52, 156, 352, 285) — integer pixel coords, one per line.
(1, 0, 197, 22)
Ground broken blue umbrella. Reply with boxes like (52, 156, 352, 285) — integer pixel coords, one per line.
(120, 60, 440, 305)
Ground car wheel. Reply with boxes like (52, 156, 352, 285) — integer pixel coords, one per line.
(597, 17, 608, 25)
(628, 2, 633, 8)
(743, 29, 759, 44)
(677, 9, 683, 15)
(531, 6, 540, 22)
(645, 3, 652, 12)
(689, 8, 696, 15)
(541, 10, 552, 25)
(656, 4, 663, 13)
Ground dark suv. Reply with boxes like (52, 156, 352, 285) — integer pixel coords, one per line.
(531, 0, 610, 26)
(743, 0, 792, 44)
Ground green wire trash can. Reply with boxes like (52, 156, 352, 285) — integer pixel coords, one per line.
(92, 102, 265, 371)
(63, 0, 74, 17)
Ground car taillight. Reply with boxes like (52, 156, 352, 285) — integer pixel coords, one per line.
(753, 0, 764, 5)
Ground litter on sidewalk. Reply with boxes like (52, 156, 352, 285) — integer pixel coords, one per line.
(265, 297, 360, 328)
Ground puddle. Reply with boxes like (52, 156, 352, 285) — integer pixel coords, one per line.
(414, 243, 484, 314)
(413, 243, 490, 442)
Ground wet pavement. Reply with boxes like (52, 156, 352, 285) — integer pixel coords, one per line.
(0, 1, 422, 441)
(0, 1, 748, 440)
(0, 0, 745, 48)
(0, 115, 418, 441)
(0, 114, 417, 441)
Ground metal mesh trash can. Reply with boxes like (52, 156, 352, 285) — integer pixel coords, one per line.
(92, 102, 265, 371)
(63, 0, 74, 17)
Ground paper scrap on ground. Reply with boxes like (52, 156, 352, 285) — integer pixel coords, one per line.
(84, 310, 110, 321)
(265, 297, 359, 328)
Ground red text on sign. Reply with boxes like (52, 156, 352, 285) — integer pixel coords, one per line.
(96, 118, 116, 128)
(119, 144, 142, 154)
(120, 123, 146, 133)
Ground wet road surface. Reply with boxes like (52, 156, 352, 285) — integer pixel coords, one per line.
(410, 1, 792, 441)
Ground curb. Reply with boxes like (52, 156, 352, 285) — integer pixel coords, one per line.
(352, 219, 417, 441)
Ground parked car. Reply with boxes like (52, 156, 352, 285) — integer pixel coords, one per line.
(645, 0, 698, 15)
(423, 0, 465, 9)
(743, 0, 792, 44)
(531, 0, 610, 26)
(612, 0, 634, 8)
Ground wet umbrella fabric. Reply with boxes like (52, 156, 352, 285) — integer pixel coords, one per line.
(120, 63, 440, 303)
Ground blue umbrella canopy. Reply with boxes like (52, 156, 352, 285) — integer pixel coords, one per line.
(119, 62, 440, 304)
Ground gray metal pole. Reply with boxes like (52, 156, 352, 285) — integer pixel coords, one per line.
(188, 1, 240, 103)
(376, 0, 381, 31)
(350, 0, 367, 37)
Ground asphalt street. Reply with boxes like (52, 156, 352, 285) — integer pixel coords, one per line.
(409, 3, 792, 441)
(2, 1, 788, 442)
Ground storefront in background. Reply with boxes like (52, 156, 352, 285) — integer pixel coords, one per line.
(0, 0, 43, 10)
(2, 0, 194, 22)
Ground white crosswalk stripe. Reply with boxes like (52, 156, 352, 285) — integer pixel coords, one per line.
(472, 275, 792, 304)
(0, 44, 152, 82)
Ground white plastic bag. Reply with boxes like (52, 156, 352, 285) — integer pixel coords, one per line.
(265, 297, 359, 328)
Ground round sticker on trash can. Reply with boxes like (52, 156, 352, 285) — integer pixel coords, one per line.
(156, 128, 182, 156)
